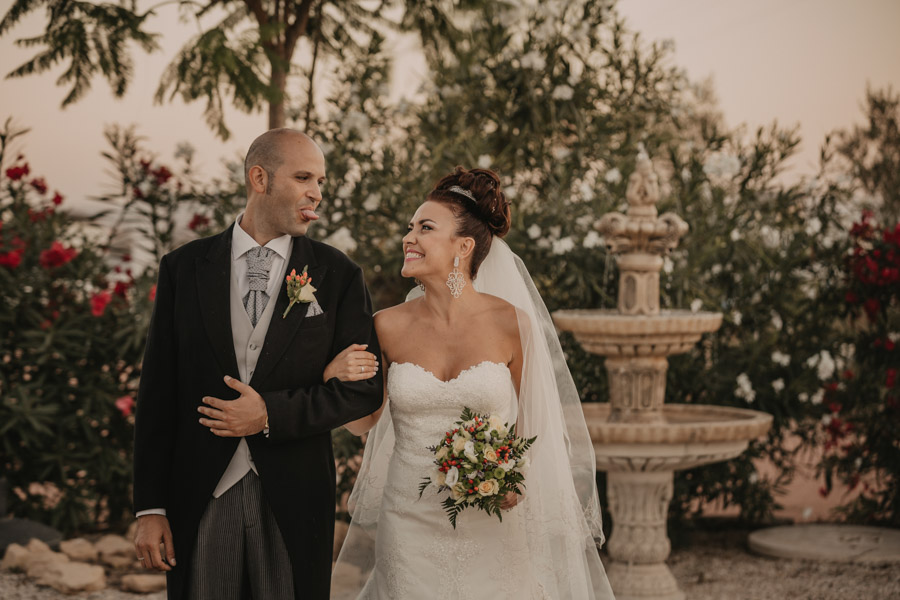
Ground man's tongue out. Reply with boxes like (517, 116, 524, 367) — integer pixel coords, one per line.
(300, 208, 318, 221)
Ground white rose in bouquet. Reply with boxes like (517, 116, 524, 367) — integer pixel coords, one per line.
(477, 479, 500, 496)
(452, 436, 467, 454)
(483, 447, 498, 462)
(430, 468, 446, 488)
(463, 440, 478, 463)
(445, 466, 459, 487)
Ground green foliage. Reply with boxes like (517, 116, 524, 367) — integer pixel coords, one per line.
(0, 122, 150, 533)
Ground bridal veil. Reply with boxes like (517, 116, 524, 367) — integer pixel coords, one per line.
(332, 238, 614, 599)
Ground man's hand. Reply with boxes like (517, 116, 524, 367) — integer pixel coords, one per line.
(134, 514, 176, 572)
(198, 376, 267, 437)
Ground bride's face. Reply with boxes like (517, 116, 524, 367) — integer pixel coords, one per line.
(401, 201, 461, 280)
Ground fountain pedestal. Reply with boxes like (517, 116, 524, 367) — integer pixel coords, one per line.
(552, 156, 772, 600)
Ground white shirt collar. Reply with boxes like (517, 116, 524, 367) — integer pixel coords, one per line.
(231, 213, 292, 262)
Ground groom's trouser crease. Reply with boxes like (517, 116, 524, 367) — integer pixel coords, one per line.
(189, 470, 294, 600)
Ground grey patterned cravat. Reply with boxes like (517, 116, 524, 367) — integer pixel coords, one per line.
(243, 246, 276, 327)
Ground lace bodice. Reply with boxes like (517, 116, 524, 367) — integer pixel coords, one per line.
(387, 361, 517, 469)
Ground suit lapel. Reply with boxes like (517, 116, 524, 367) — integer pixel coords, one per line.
(196, 225, 240, 378)
(251, 236, 328, 386)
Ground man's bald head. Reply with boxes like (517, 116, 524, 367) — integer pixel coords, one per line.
(243, 128, 319, 192)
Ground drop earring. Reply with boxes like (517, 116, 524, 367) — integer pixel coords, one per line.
(415, 278, 425, 292)
(446, 256, 466, 298)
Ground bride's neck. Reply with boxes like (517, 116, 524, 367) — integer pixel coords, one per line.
(420, 285, 476, 323)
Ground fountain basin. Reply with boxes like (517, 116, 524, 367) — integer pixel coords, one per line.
(554, 309, 723, 356)
(583, 403, 772, 473)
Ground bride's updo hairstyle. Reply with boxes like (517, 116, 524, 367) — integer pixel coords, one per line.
(427, 166, 511, 279)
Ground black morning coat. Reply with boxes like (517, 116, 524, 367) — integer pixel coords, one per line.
(133, 225, 383, 599)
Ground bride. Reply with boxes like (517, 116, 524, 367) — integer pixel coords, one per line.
(330, 167, 614, 599)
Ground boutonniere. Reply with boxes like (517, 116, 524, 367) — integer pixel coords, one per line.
(283, 266, 318, 318)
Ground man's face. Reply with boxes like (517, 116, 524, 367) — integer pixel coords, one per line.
(257, 136, 326, 238)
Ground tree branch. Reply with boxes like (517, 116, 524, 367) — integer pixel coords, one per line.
(285, 0, 314, 57)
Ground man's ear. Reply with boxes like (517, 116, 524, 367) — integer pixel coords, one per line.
(248, 165, 268, 194)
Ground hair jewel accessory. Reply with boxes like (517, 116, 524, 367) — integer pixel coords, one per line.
(447, 186, 476, 203)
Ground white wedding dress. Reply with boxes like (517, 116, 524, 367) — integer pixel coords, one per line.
(332, 239, 615, 599)
(359, 360, 543, 598)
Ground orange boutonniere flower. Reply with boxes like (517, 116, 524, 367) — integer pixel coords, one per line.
(283, 265, 317, 318)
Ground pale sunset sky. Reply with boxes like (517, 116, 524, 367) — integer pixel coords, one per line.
(0, 0, 898, 204)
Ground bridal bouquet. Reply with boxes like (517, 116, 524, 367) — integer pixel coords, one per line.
(419, 407, 536, 528)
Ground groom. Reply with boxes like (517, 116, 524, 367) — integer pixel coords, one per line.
(132, 128, 383, 600)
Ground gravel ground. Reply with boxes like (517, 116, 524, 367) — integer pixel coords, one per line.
(2, 528, 898, 599)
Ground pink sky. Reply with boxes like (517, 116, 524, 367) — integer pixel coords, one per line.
(0, 0, 898, 203)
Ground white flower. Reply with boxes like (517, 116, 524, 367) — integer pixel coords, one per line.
(552, 146, 571, 160)
(552, 84, 574, 100)
(771, 311, 783, 331)
(805, 350, 835, 381)
(811, 389, 825, 405)
(730, 229, 742, 242)
(760, 225, 780, 249)
(499, 460, 516, 472)
(771, 351, 791, 366)
(583, 230, 603, 249)
(435, 446, 449, 461)
(137, 181, 152, 197)
(735, 373, 756, 403)
(805, 217, 822, 236)
(478, 154, 492, 169)
(362, 193, 381, 212)
(690, 299, 703, 313)
(703, 151, 741, 179)
(772, 378, 785, 392)
(430, 468, 447, 488)
(663, 257, 674, 274)
(520, 51, 546, 70)
(343, 110, 371, 142)
(527, 224, 542, 239)
(297, 284, 317, 303)
(516, 456, 531, 474)
(324, 226, 357, 254)
(463, 440, 478, 463)
(483, 447, 498, 462)
(552, 236, 575, 255)
(802, 507, 813, 520)
(821, 414, 833, 426)
(445, 466, 459, 487)
(798, 392, 809, 403)
(478, 479, 500, 496)
(578, 181, 594, 202)
(604, 168, 622, 184)
(748, 472, 759, 484)
(488, 414, 505, 432)
(731, 311, 742, 326)
(452, 435, 467, 454)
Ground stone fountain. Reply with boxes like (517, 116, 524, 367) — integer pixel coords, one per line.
(553, 156, 773, 600)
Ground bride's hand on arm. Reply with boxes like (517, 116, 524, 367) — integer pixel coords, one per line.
(323, 344, 379, 383)
(343, 354, 389, 436)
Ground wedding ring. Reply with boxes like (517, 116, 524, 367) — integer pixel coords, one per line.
(138, 557, 145, 561)
(360, 366, 365, 373)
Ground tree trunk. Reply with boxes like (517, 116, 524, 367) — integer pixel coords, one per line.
(268, 63, 287, 130)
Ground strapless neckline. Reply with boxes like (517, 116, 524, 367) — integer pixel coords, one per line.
(389, 360, 509, 385)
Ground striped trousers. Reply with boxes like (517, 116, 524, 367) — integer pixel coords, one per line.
(189, 471, 294, 600)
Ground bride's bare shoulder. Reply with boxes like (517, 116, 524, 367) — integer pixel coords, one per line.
(374, 299, 420, 331)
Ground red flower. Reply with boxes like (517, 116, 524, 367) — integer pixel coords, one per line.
(829, 402, 842, 414)
(91, 290, 112, 317)
(51, 191, 64, 205)
(0, 248, 24, 269)
(148, 284, 157, 302)
(30, 177, 48, 194)
(818, 486, 829, 498)
(887, 368, 897, 389)
(115, 395, 135, 417)
(844, 291, 858, 304)
(28, 207, 53, 223)
(188, 213, 210, 232)
(113, 280, 131, 298)
(152, 165, 173, 185)
(842, 369, 854, 380)
(39, 241, 77, 268)
(863, 298, 880, 318)
(5, 163, 30, 181)
(885, 339, 896, 352)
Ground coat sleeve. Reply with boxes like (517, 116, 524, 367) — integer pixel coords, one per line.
(261, 264, 383, 442)
(132, 254, 179, 513)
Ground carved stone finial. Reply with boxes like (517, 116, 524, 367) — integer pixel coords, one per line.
(625, 155, 660, 216)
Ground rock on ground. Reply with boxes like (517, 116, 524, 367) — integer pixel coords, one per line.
(59, 538, 99, 562)
(35, 562, 105, 594)
(120, 574, 166, 594)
